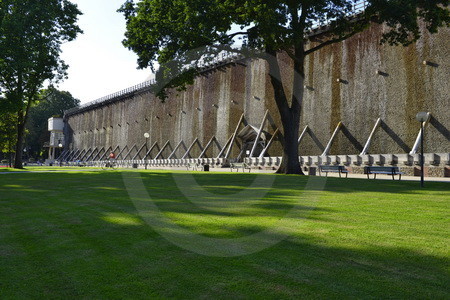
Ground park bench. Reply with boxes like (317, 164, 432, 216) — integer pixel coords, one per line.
(230, 162, 251, 172)
(365, 166, 403, 180)
(319, 165, 348, 178)
(186, 162, 201, 171)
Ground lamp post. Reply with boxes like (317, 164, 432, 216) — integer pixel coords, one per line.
(144, 132, 150, 169)
(58, 140, 63, 167)
(23, 147, 27, 164)
(415, 112, 428, 188)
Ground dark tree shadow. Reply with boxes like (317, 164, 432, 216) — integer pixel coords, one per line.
(0, 171, 449, 298)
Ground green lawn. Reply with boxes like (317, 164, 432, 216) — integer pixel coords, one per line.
(0, 169, 448, 299)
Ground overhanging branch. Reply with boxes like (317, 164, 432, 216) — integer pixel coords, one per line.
(305, 31, 359, 56)
(226, 31, 249, 39)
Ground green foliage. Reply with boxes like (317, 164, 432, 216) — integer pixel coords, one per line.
(0, 0, 82, 167)
(119, 0, 448, 173)
(0, 0, 83, 102)
(120, 0, 449, 76)
(25, 88, 80, 158)
(0, 111, 16, 154)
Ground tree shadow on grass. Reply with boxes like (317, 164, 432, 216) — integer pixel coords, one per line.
(319, 175, 450, 194)
(0, 171, 448, 298)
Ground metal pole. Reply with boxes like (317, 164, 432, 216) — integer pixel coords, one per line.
(145, 138, 148, 170)
(420, 122, 424, 188)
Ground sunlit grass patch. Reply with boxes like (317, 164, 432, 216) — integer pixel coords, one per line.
(101, 212, 144, 226)
(0, 170, 448, 298)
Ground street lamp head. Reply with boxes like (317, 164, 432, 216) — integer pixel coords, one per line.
(144, 132, 150, 139)
(58, 143, 63, 148)
(415, 111, 429, 122)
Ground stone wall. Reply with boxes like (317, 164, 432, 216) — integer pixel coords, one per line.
(65, 23, 450, 159)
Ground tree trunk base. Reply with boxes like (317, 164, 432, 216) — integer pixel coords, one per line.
(275, 163, 305, 175)
(13, 162, 24, 169)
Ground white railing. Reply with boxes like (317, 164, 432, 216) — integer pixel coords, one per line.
(353, 0, 368, 14)
(65, 79, 156, 115)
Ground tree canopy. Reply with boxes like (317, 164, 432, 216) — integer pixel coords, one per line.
(0, 111, 16, 164)
(25, 88, 80, 159)
(120, 0, 448, 70)
(0, 0, 82, 168)
(120, 0, 449, 173)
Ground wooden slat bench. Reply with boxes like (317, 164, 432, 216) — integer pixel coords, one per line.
(186, 162, 201, 171)
(230, 162, 251, 172)
(365, 166, 403, 180)
(319, 165, 348, 178)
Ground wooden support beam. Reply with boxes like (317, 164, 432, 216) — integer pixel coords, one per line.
(360, 118, 382, 155)
(92, 147, 106, 161)
(98, 147, 108, 161)
(259, 128, 279, 158)
(154, 141, 171, 159)
(224, 113, 245, 159)
(213, 137, 223, 154)
(198, 136, 222, 158)
(59, 150, 68, 160)
(199, 136, 214, 158)
(74, 149, 85, 161)
(85, 147, 98, 161)
(100, 146, 113, 160)
(69, 150, 79, 160)
(410, 113, 431, 154)
(298, 125, 309, 144)
(216, 135, 233, 158)
(249, 110, 269, 158)
(132, 143, 147, 160)
(144, 142, 160, 159)
(65, 149, 78, 161)
(76, 149, 86, 161)
(123, 144, 138, 160)
(322, 122, 342, 156)
(168, 140, 187, 159)
(182, 138, 203, 159)
(116, 146, 128, 160)
(79, 148, 91, 161)
(62, 149, 74, 161)
(112, 145, 120, 154)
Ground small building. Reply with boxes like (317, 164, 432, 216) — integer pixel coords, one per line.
(47, 117, 64, 162)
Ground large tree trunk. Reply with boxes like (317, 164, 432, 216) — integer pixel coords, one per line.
(13, 85, 35, 169)
(265, 48, 305, 175)
(13, 120, 25, 169)
(276, 115, 302, 174)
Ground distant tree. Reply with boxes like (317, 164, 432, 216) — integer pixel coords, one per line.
(120, 0, 449, 174)
(25, 88, 80, 159)
(0, 111, 16, 166)
(0, 92, 17, 166)
(0, 0, 82, 168)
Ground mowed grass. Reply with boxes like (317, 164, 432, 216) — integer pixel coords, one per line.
(0, 170, 448, 299)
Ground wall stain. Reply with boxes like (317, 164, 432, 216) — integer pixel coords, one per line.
(66, 26, 449, 157)
(330, 43, 342, 154)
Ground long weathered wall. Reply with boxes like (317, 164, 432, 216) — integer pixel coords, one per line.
(65, 23, 450, 159)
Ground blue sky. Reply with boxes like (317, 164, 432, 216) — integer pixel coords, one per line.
(59, 0, 151, 104)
